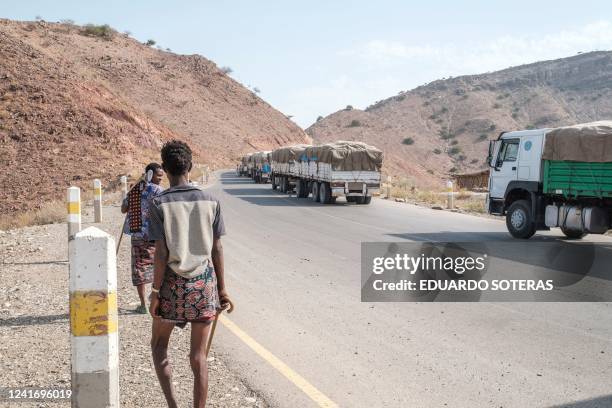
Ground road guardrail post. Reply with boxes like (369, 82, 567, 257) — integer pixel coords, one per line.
(120, 176, 127, 201)
(67, 186, 81, 241)
(69, 226, 119, 408)
(93, 179, 102, 223)
(446, 180, 454, 209)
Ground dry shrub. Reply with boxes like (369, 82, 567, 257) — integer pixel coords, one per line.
(80, 24, 114, 40)
(0, 201, 65, 230)
(460, 198, 486, 213)
(456, 189, 472, 200)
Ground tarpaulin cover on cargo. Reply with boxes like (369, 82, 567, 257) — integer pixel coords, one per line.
(543, 121, 612, 162)
(271, 144, 311, 163)
(252, 151, 271, 164)
(303, 141, 383, 171)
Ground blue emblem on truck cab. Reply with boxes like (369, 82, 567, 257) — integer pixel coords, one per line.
(524, 141, 532, 151)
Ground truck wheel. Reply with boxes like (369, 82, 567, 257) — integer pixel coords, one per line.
(346, 196, 357, 203)
(271, 176, 277, 190)
(561, 226, 587, 240)
(311, 182, 320, 202)
(319, 182, 332, 204)
(506, 200, 536, 239)
(302, 180, 310, 198)
(362, 196, 372, 205)
(279, 177, 286, 193)
(297, 180, 308, 198)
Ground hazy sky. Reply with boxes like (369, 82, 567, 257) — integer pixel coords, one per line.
(4, 1, 612, 128)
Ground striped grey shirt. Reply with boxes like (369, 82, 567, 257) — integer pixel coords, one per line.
(148, 184, 225, 279)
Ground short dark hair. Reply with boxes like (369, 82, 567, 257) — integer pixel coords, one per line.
(145, 162, 162, 174)
(161, 140, 192, 176)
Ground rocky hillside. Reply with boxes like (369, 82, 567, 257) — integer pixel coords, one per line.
(0, 19, 310, 216)
(307, 51, 612, 187)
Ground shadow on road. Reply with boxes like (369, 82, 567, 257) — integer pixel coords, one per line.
(387, 231, 563, 242)
(0, 313, 68, 327)
(2, 260, 68, 266)
(548, 395, 612, 408)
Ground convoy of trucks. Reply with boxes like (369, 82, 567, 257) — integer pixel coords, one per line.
(239, 141, 383, 204)
(486, 121, 612, 239)
(237, 121, 611, 235)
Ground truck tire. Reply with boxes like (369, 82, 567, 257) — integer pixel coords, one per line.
(561, 226, 587, 240)
(295, 179, 303, 198)
(311, 182, 320, 202)
(506, 200, 536, 239)
(279, 176, 286, 193)
(362, 196, 372, 205)
(346, 196, 357, 203)
(271, 176, 277, 190)
(296, 179, 308, 198)
(319, 182, 332, 204)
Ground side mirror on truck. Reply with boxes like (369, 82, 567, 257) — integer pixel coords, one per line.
(487, 140, 502, 171)
(487, 140, 496, 168)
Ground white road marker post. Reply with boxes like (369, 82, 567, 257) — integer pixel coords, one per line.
(446, 180, 454, 209)
(93, 179, 102, 223)
(386, 176, 392, 199)
(67, 187, 81, 241)
(69, 227, 119, 408)
(120, 175, 127, 201)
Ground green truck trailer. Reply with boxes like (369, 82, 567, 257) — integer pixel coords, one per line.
(543, 161, 612, 199)
(487, 121, 612, 239)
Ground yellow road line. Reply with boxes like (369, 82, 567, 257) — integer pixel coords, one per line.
(219, 315, 338, 408)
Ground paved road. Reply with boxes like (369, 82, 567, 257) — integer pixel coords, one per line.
(210, 171, 612, 408)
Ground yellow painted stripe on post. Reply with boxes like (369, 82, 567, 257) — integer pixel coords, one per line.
(70, 291, 118, 336)
(67, 202, 81, 214)
(94, 187, 102, 196)
(220, 315, 338, 408)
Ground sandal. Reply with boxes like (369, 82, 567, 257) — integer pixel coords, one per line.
(136, 304, 148, 314)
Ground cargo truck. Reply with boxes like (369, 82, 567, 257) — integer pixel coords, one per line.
(252, 151, 272, 183)
(271, 141, 383, 204)
(238, 153, 252, 176)
(486, 121, 612, 239)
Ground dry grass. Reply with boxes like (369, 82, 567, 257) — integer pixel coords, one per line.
(459, 198, 486, 213)
(385, 177, 487, 213)
(456, 189, 472, 200)
(0, 201, 65, 231)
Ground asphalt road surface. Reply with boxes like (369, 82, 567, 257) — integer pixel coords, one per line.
(209, 171, 612, 408)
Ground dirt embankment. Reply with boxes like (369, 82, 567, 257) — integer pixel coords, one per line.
(0, 18, 311, 219)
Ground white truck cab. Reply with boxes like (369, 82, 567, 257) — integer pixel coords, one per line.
(487, 129, 548, 202)
(486, 129, 551, 238)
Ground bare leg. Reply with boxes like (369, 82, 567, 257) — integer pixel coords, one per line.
(191, 322, 212, 408)
(136, 284, 147, 307)
(151, 319, 178, 408)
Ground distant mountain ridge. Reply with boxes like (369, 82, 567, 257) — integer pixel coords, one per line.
(306, 51, 612, 187)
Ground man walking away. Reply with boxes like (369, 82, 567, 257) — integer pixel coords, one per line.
(148, 140, 231, 408)
(121, 163, 164, 314)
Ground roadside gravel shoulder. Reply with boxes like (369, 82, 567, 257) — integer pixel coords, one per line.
(0, 201, 267, 407)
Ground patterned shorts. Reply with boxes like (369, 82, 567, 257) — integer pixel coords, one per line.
(159, 262, 220, 327)
(131, 238, 155, 286)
